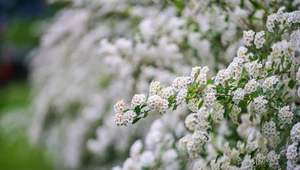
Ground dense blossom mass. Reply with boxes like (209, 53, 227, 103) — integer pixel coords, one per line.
(30, 0, 300, 169)
(114, 4, 300, 170)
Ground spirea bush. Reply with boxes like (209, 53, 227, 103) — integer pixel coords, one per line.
(30, 0, 300, 169)
(114, 6, 300, 170)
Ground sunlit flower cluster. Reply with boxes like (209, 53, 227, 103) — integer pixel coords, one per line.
(30, 0, 300, 169)
(115, 6, 300, 170)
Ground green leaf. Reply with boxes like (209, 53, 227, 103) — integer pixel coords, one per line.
(238, 100, 248, 109)
(249, 0, 260, 9)
(293, 108, 299, 115)
(277, 84, 285, 95)
(286, 62, 292, 70)
(217, 96, 226, 101)
(249, 114, 254, 122)
(288, 80, 296, 89)
(123, 109, 130, 113)
(143, 112, 148, 118)
(217, 85, 225, 93)
(207, 78, 215, 84)
(252, 91, 259, 98)
(250, 148, 259, 158)
(215, 154, 222, 163)
(242, 67, 247, 76)
(267, 72, 273, 77)
(198, 100, 204, 109)
(132, 118, 141, 124)
(273, 81, 279, 88)
(134, 106, 141, 115)
(208, 114, 212, 122)
(173, 104, 178, 111)
(280, 55, 284, 65)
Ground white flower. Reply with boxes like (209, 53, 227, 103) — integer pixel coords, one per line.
(286, 142, 298, 161)
(211, 102, 224, 123)
(267, 13, 277, 32)
(278, 106, 293, 124)
(185, 113, 199, 131)
(172, 76, 191, 90)
(191, 66, 201, 80)
(159, 87, 174, 99)
(267, 150, 280, 169)
(140, 151, 155, 167)
(192, 130, 209, 146)
(157, 99, 169, 114)
(237, 46, 248, 61)
(149, 81, 161, 96)
(252, 96, 268, 115)
(162, 149, 178, 164)
(145, 130, 163, 148)
(131, 94, 146, 108)
(147, 95, 162, 110)
(233, 88, 245, 104)
(276, 7, 287, 23)
(215, 69, 232, 86)
(229, 104, 241, 124)
(262, 120, 277, 139)
(114, 99, 125, 113)
(176, 89, 187, 105)
(245, 61, 262, 78)
(243, 30, 255, 46)
(130, 140, 143, 158)
(244, 79, 260, 94)
(123, 158, 140, 170)
(240, 155, 254, 170)
(188, 99, 200, 112)
(123, 110, 136, 124)
(114, 113, 124, 126)
(254, 31, 265, 49)
(203, 85, 216, 108)
(291, 123, 300, 143)
(255, 153, 266, 166)
(179, 134, 192, 150)
(262, 76, 278, 91)
(290, 29, 300, 51)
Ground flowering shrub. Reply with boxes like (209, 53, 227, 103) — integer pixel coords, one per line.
(30, 0, 300, 169)
(114, 6, 300, 170)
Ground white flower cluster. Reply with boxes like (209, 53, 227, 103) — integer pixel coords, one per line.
(116, 6, 300, 169)
(278, 106, 293, 124)
(190, 66, 209, 85)
(131, 94, 146, 108)
(262, 76, 279, 91)
(291, 123, 300, 143)
(233, 88, 245, 104)
(267, 150, 280, 169)
(243, 30, 255, 46)
(114, 100, 137, 126)
(114, 110, 187, 170)
(244, 79, 260, 94)
(267, 7, 300, 32)
(31, 0, 300, 169)
(215, 69, 232, 86)
(262, 120, 281, 147)
(254, 31, 265, 49)
(252, 96, 268, 115)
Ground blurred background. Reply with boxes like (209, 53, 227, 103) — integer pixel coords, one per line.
(0, 0, 64, 169)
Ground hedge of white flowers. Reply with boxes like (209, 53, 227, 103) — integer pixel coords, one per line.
(31, 0, 300, 169)
(114, 4, 300, 170)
